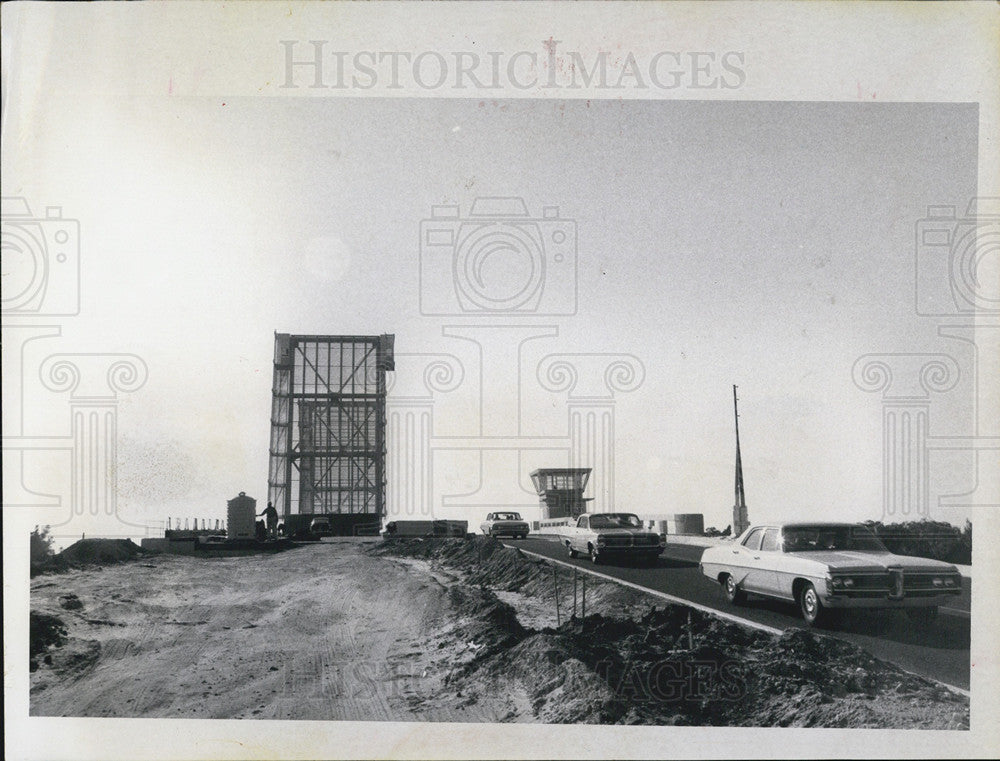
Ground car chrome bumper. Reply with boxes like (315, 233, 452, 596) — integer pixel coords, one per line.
(821, 593, 959, 609)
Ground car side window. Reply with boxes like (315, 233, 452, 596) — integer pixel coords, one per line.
(742, 528, 764, 551)
(760, 528, 779, 552)
(578, 516, 588, 529)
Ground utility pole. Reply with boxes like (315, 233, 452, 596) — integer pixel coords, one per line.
(733, 385, 750, 537)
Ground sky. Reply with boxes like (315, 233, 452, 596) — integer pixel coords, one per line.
(2, 61, 982, 542)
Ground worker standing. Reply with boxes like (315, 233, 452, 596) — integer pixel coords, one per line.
(258, 501, 279, 540)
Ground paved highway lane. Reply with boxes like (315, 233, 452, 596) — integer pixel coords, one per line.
(506, 537, 971, 691)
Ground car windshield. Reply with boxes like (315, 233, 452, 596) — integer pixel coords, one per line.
(589, 514, 643, 529)
(782, 525, 888, 553)
(494, 513, 522, 521)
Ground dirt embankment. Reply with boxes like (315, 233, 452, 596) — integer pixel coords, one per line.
(29, 536, 968, 727)
(372, 537, 969, 728)
(31, 538, 148, 577)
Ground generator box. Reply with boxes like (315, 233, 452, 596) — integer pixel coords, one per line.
(227, 492, 257, 540)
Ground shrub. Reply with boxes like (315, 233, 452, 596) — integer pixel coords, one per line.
(862, 519, 970, 564)
(30, 525, 55, 565)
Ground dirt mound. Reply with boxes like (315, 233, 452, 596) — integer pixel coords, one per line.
(474, 633, 625, 724)
(372, 536, 542, 595)
(738, 629, 966, 728)
(33, 539, 148, 576)
(372, 536, 654, 619)
(447, 605, 968, 727)
(60, 538, 145, 564)
(445, 585, 526, 656)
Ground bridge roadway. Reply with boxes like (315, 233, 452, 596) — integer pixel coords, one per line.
(502, 537, 971, 692)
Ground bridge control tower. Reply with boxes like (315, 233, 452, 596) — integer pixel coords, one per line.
(530, 468, 593, 520)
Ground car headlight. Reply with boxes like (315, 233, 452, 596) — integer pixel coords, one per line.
(933, 577, 944, 588)
(831, 576, 854, 589)
(945, 577, 957, 587)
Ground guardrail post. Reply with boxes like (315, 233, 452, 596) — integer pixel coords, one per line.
(573, 568, 578, 620)
(553, 566, 561, 627)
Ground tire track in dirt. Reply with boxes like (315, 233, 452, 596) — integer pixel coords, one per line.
(30, 543, 516, 721)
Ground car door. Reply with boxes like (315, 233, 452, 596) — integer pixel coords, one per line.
(753, 527, 782, 596)
(769, 527, 804, 600)
(571, 515, 588, 552)
(729, 527, 765, 590)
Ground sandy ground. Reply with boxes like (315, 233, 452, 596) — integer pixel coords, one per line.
(30, 537, 970, 727)
(30, 542, 518, 721)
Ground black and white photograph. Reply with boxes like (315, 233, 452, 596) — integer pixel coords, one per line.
(3, 2, 998, 759)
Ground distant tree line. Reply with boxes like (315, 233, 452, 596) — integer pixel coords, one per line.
(862, 519, 971, 565)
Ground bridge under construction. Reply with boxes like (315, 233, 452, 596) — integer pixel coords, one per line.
(267, 333, 395, 536)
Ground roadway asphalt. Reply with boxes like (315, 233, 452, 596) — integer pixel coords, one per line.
(505, 537, 971, 691)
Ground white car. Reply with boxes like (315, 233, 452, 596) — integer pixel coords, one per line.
(480, 512, 530, 539)
(700, 522, 963, 625)
(564, 512, 664, 565)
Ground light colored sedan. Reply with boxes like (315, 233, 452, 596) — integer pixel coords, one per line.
(564, 512, 664, 565)
(700, 522, 963, 625)
(480, 512, 530, 539)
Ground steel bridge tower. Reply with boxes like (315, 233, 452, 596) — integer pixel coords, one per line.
(268, 333, 395, 534)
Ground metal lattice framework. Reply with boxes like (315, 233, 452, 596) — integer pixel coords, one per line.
(268, 334, 394, 518)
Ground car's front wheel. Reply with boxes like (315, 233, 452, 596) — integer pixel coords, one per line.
(567, 542, 578, 559)
(799, 582, 826, 626)
(722, 574, 746, 605)
(589, 544, 601, 564)
(905, 606, 939, 624)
